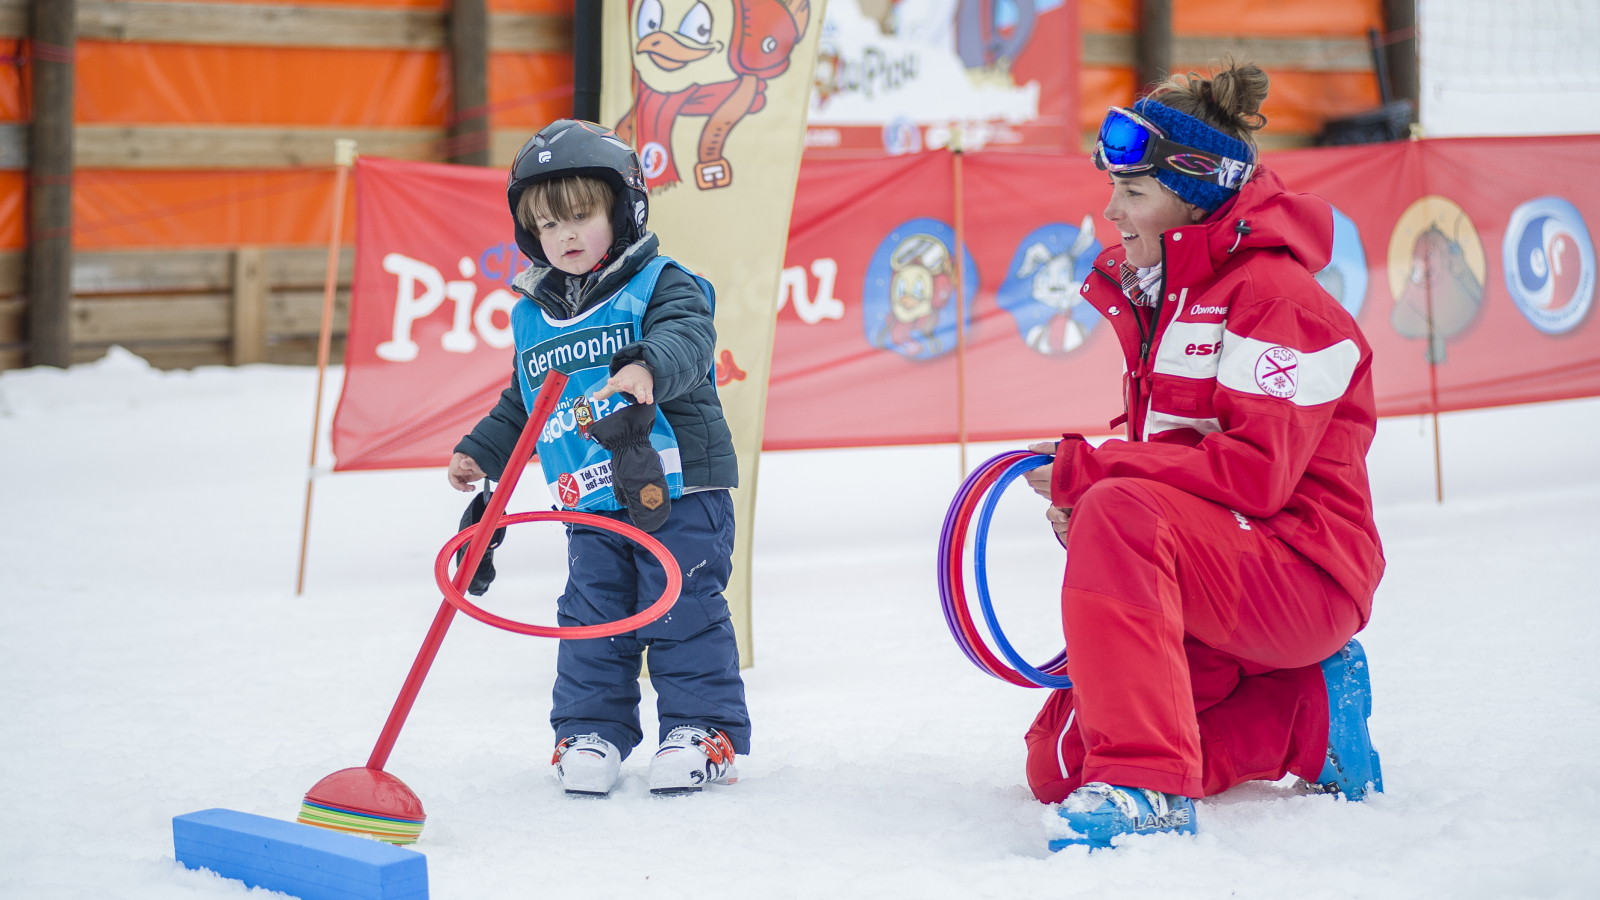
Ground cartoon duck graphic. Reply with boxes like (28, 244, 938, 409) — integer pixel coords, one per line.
(615, 0, 812, 192)
(876, 233, 956, 356)
(1392, 224, 1483, 363)
(956, 0, 1036, 70)
(1016, 214, 1097, 355)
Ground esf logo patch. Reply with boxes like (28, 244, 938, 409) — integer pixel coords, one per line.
(1502, 196, 1595, 335)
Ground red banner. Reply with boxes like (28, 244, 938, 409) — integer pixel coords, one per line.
(768, 135, 1600, 449)
(332, 157, 520, 472)
(332, 137, 1600, 469)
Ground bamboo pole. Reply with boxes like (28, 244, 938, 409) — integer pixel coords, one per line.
(951, 130, 969, 477)
(296, 139, 358, 595)
(1425, 242, 1443, 504)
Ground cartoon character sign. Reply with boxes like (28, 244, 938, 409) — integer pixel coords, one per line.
(995, 217, 1102, 356)
(1313, 204, 1368, 320)
(956, 0, 1037, 70)
(1387, 195, 1486, 363)
(861, 218, 978, 360)
(1502, 196, 1595, 335)
(615, 0, 812, 191)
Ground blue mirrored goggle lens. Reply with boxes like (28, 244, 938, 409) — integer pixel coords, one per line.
(1098, 112, 1152, 168)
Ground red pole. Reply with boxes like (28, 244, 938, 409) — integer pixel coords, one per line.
(366, 371, 569, 770)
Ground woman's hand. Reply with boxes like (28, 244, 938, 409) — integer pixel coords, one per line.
(593, 362, 654, 405)
(1024, 441, 1057, 500)
(448, 452, 485, 492)
(1045, 505, 1072, 548)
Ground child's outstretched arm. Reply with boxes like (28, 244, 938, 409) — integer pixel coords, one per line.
(608, 267, 715, 406)
(452, 370, 529, 484)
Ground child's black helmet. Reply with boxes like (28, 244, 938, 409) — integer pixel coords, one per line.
(507, 119, 649, 267)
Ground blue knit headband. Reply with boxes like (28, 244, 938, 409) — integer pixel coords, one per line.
(1131, 98, 1255, 213)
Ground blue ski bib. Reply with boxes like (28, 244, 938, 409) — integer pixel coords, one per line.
(511, 256, 713, 511)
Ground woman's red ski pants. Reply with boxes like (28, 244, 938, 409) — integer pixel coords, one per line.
(1026, 477, 1362, 801)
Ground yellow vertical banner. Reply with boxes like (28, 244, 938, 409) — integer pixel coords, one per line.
(601, 0, 825, 667)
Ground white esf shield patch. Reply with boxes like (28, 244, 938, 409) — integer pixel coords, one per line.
(1254, 346, 1299, 398)
(538, 150, 552, 164)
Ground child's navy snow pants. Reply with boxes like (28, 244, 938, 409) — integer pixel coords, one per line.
(551, 489, 750, 759)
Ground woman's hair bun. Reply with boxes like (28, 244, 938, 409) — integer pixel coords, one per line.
(1147, 56, 1269, 148)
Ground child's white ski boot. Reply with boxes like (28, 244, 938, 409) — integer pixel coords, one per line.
(648, 726, 739, 795)
(552, 733, 621, 796)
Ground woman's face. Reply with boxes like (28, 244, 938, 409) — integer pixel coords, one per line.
(1103, 174, 1201, 268)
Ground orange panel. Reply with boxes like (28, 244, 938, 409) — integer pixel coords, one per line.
(1258, 70, 1380, 134)
(1080, 67, 1137, 130)
(1081, 0, 1135, 32)
(73, 169, 356, 249)
(1081, 67, 1379, 138)
(76, 43, 449, 126)
(488, 52, 573, 129)
(0, 50, 26, 122)
(489, 0, 573, 11)
(132, 0, 575, 11)
(124, 0, 445, 7)
(1173, 0, 1382, 37)
(0, 171, 24, 249)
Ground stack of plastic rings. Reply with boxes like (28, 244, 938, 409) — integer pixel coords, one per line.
(938, 450, 1074, 689)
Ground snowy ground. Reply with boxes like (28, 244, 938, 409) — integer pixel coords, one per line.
(3, 349, 1598, 899)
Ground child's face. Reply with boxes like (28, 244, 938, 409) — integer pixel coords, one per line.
(536, 204, 614, 275)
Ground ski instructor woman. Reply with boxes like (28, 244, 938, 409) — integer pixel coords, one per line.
(1023, 61, 1385, 850)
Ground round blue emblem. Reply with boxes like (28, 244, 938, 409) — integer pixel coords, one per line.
(1314, 204, 1368, 320)
(862, 218, 978, 361)
(995, 218, 1102, 356)
(1502, 196, 1595, 335)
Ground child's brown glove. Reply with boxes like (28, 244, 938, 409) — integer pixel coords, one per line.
(589, 399, 671, 532)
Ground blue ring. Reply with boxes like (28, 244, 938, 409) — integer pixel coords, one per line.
(973, 454, 1074, 688)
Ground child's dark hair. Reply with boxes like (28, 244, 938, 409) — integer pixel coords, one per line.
(1146, 57, 1269, 151)
(517, 175, 615, 231)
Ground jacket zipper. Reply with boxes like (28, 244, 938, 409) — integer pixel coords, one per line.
(1126, 239, 1169, 442)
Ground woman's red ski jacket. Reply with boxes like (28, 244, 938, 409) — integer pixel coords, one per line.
(1053, 166, 1385, 620)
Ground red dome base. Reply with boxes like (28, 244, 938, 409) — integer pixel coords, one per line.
(304, 767, 425, 822)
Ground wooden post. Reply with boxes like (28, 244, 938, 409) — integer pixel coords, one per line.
(1383, 0, 1419, 111)
(572, 0, 602, 122)
(231, 247, 266, 365)
(26, 0, 76, 368)
(296, 139, 357, 595)
(1425, 238, 1443, 504)
(951, 132, 969, 477)
(1136, 0, 1172, 95)
(448, 0, 489, 165)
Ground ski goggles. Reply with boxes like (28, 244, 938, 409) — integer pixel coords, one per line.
(1094, 107, 1255, 190)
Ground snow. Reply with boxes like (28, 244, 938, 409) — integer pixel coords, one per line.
(3, 348, 1599, 899)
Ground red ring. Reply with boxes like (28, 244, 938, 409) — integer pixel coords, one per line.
(433, 510, 681, 638)
(946, 455, 1037, 687)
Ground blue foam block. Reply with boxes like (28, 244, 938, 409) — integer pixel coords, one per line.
(173, 809, 428, 900)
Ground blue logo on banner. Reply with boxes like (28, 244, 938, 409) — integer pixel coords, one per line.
(1314, 204, 1368, 320)
(995, 217, 1102, 356)
(862, 218, 979, 360)
(1502, 196, 1595, 335)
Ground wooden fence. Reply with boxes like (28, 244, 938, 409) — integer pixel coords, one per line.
(0, 247, 353, 371)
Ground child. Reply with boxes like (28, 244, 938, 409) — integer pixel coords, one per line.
(447, 119, 749, 796)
